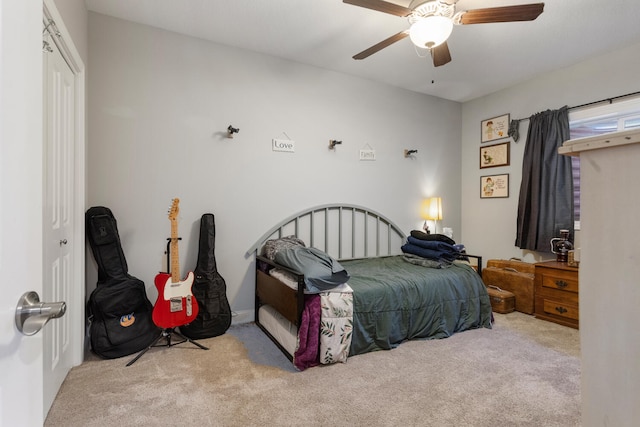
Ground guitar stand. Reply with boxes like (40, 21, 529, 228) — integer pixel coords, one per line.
(126, 237, 208, 367)
(126, 328, 208, 367)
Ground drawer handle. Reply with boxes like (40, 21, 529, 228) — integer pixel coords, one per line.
(555, 280, 568, 289)
(555, 306, 568, 314)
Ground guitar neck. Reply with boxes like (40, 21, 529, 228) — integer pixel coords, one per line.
(170, 218, 180, 282)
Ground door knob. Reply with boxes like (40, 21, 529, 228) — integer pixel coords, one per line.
(15, 291, 66, 336)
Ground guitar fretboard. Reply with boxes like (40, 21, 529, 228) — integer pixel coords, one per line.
(168, 199, 181, 283)
(170, 219, 180, 283)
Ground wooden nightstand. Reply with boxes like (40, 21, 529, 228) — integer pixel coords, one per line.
(534, 261, 579, 329)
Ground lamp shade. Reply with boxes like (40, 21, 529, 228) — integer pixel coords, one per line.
(421, 197, 443, 221)
(409, 16, 453, 49)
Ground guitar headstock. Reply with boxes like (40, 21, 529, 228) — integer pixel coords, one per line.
(168, 198, 180, 221)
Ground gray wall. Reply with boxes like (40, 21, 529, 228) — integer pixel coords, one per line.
(87, 13, 462, 321)
(86, 12, 640, 316)
(461, 41, 640, 264)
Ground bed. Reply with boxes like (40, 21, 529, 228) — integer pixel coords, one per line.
(247, 204, 492, 370)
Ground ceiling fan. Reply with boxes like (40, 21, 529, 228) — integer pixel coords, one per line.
(344, 0, 544, 67)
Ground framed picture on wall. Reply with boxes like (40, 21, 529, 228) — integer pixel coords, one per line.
(480, 174, 509, 198)
(479, 141, 510, 169)
(481, 114, 510, 143)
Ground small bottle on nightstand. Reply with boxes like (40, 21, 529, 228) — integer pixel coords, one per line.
(550, 229, 573, 262)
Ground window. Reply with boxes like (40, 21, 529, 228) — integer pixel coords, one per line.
(568, 97, 640, 226)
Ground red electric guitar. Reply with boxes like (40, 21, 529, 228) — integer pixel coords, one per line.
(152, 198, 199, 329)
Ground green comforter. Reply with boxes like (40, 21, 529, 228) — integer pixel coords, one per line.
(341, 256, 492, 356)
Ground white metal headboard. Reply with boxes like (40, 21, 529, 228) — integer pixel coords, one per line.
(246, 204, 406, 261)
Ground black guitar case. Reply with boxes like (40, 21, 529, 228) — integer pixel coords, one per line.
(180, 213, 232, 339)
(85, 206, 159, 359)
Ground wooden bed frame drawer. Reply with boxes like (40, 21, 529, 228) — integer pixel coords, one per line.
(256, 270, 299, 326)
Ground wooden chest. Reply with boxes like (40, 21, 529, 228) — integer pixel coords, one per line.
(534, 261, 579, 329)
(483, 259, 535, 314)
(486, 285, 515, 314)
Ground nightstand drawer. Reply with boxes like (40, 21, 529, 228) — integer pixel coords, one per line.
(541, 299, 579, 321)
(537, 285, 579, 305)
(541, 272, 578, 294)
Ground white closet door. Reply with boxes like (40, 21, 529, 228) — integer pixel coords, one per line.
(42, 33, 76, 416)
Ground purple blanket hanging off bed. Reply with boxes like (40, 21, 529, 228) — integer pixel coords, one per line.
(293, 294, 321, 371)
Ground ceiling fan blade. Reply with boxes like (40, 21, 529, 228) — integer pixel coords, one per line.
(343, 0, 413, 17)
(353, 30, 409, 60)
(431, 42, 452, 67)
(459, 3, 544, 25)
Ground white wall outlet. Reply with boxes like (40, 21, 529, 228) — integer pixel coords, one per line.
(359, 149, 376, 161)
(272, 138, 295, 153)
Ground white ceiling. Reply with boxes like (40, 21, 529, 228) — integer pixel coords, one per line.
(84, 0, 640, 103)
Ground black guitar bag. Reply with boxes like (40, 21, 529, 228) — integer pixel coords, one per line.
(86, 206, 159, 359)
(180, 213, 232, 339)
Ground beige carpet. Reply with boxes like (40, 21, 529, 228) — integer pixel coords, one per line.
(45, 312, 580, 426)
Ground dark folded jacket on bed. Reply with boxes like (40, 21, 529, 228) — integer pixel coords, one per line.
(401, 236, 463, 262)
(401, 243, 458, 262)
(409, 230, 456, 245)
(406, 235, 457, 252)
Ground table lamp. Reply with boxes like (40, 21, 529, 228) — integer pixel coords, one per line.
(421, 197, 443, 234)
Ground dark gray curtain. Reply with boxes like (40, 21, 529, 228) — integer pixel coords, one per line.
(515, 107, 574, 251)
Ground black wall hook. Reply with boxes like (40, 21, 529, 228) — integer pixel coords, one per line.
(329, 139, 342, 149)
(227, 125, 239, 138)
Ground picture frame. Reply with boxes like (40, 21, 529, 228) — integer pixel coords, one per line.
(480, 174, 509, 199)
(481, 113, 510, 143)
(480, 141, 510, 169)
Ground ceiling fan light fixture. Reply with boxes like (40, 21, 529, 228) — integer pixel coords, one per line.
(409, 16, 453, 49)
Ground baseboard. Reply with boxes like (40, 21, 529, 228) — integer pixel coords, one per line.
(231, 309, 254, 325)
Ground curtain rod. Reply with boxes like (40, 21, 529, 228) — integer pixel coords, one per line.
(512, 90, 640, 122)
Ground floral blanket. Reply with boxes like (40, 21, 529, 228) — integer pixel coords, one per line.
(261, 237, 353, 371)
(293, 287, 353, 371)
